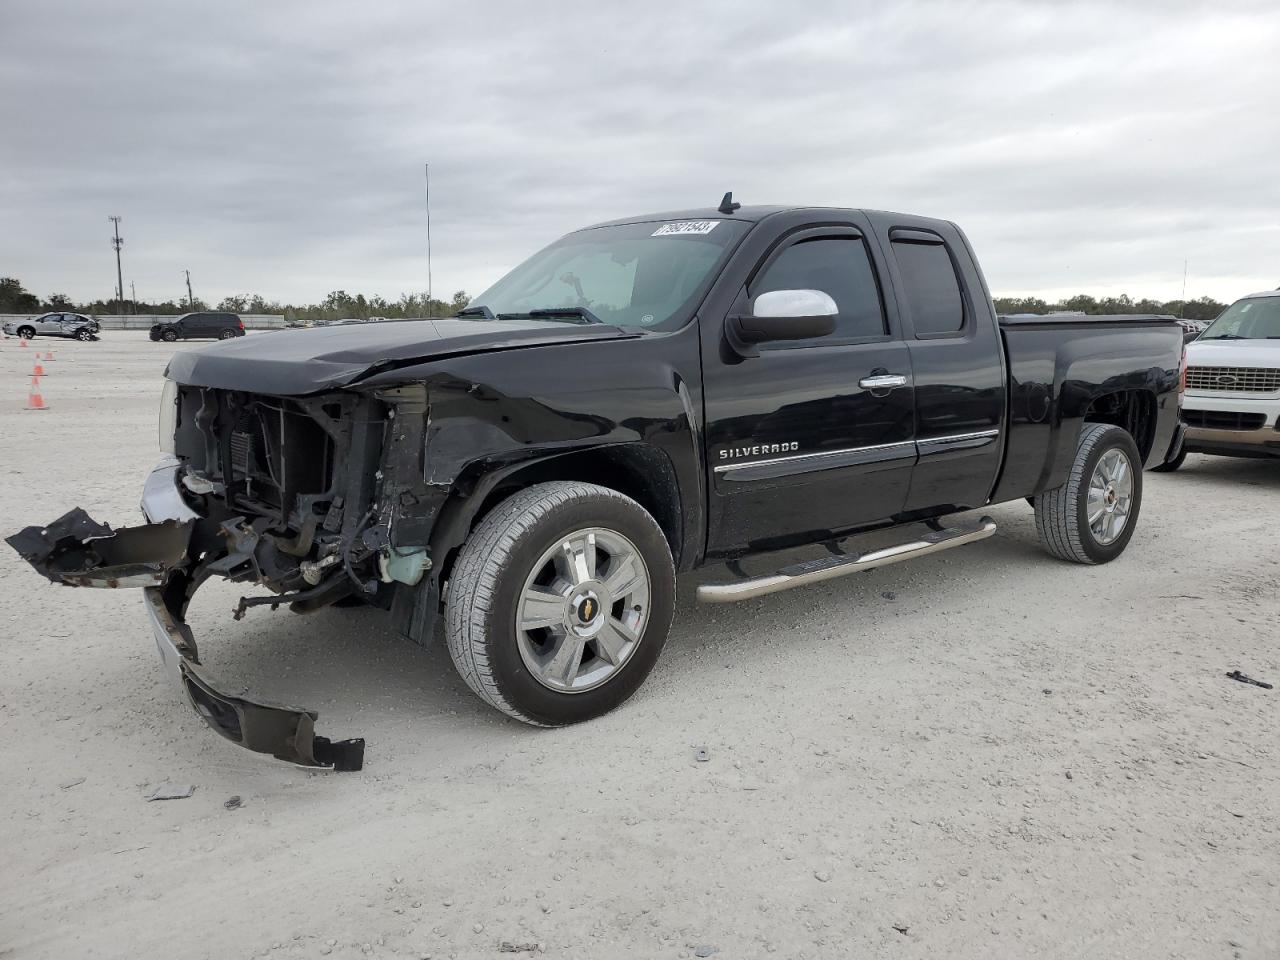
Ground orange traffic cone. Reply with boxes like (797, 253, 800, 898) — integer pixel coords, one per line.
(25, 381, 47, 410)
(32, 360, 45, 377)
(19, 338, 28, 348)
(44, 350, 55, 361)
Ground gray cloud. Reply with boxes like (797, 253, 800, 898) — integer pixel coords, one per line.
(1, 0, 1277, 307)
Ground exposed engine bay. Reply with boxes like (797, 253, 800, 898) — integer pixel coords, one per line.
(166, 382, 435, 614)
(5, 381, 446, 772)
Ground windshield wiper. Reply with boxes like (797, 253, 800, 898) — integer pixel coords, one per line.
(1202, 334, 1243, 340)
(455, 305, 495, 321)
(526, 307, 605, 325)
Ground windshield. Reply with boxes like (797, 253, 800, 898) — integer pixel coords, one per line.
(467, 219, 749, 329)
(1200, 297, 1280, 340)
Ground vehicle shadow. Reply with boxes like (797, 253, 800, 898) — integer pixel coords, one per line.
(160, 501, 1048, 766)
(1167, 453, 1280, 488)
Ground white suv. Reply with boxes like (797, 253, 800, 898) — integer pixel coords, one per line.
(1166, 291, 1280, 468)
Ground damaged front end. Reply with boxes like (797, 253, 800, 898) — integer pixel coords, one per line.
(7, 477, 365, 771)
(6, 380, 441, 772)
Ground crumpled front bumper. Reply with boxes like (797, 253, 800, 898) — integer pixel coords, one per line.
(142, 586, 364, 770)
(6, 456, 364, 771)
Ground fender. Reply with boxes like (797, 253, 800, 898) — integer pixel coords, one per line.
(354, 328, 706, 644)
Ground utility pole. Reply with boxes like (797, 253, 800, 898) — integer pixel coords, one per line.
(108, 216, 124, 313)
(424, 163, 433, 301)
(130, 281, 138, 315)
(1179, 259, 1188, 318)
(184, 270, 194, 309)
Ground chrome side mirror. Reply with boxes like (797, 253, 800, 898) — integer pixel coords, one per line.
(729, 289, 838, 353)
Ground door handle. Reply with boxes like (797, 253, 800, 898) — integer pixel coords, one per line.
(859, 374, 908, 390)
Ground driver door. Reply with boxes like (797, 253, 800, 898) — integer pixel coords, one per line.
(701, 220, 916, 555)
(37, 313, 64, 334)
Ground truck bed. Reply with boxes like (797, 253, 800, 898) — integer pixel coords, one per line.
(991, 314, 1183, 503)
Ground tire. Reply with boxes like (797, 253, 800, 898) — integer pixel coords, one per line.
(218, 329, 236, 340)
(161, 329, 178, 342)
(1152, 442, 1186, 473)
(445, 481, 675, 726)
(76, 329, 92, 341)
(17, 325, 35, 340)
(1034, 423, 1143, 564)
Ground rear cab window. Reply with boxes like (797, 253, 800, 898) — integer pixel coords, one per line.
(890, 232, 966, 338)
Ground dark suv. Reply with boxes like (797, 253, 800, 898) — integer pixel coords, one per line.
(150, 312, 244, 342)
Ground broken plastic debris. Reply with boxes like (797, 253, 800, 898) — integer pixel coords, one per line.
(1226, 670, 1273, 690)
(148, 783, 195, 801)
(695, 747, 710, 762)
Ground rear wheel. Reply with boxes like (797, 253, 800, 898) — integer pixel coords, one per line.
(76, 329, 92, 341)
(218, 329, 236, 340)
(445, 481, 675, 726)
(17, 325, 35, 340)
(1035, 423, 1143, 564)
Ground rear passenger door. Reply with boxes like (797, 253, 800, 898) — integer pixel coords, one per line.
(702, 218, 917, 555)
(875, 218, 1005, 513)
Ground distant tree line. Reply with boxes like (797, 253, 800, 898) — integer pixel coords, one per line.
(0, 276, 470, 322)
(992, 293, 1227, 321)
(1, 274, 1238, 324)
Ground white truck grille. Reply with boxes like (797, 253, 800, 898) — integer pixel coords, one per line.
(1185, 366, 1280, 393)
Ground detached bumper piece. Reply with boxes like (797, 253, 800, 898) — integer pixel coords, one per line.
(7, 505, 364, 771)
(7, 507, 193, 588)
(144, 588, 364, 770)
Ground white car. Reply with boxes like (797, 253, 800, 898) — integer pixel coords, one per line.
(3, 312, 100, 341)
(1163, 290, 1280, 468)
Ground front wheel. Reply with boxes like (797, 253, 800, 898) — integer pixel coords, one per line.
(445, 481, 675, 726)
(17, 325, 35, 340)
(161, 329, 178, 342)
(1034, 423, 1143, 564)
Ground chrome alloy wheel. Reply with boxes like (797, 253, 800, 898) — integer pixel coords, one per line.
(1088, 448, 1134, 545)
(516, 527, 650, 693)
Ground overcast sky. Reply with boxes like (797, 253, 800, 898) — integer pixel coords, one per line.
(2, 1, 1277, 308)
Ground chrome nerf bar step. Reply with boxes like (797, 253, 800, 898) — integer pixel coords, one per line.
(696, 516, 998, 603)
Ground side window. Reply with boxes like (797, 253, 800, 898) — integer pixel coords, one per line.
(751, 237, 886, 343)
(891, 239, 965, 337)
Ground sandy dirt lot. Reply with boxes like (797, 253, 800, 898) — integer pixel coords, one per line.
(1, 331, 1277, 960)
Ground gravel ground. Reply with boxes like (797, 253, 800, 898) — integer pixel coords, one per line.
(1, 332, 1277, 960)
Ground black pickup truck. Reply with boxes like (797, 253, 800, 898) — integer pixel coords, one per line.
(8, 199, 1185, 770)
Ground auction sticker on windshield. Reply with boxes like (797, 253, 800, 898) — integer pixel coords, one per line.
(652, 221, 720, 236)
